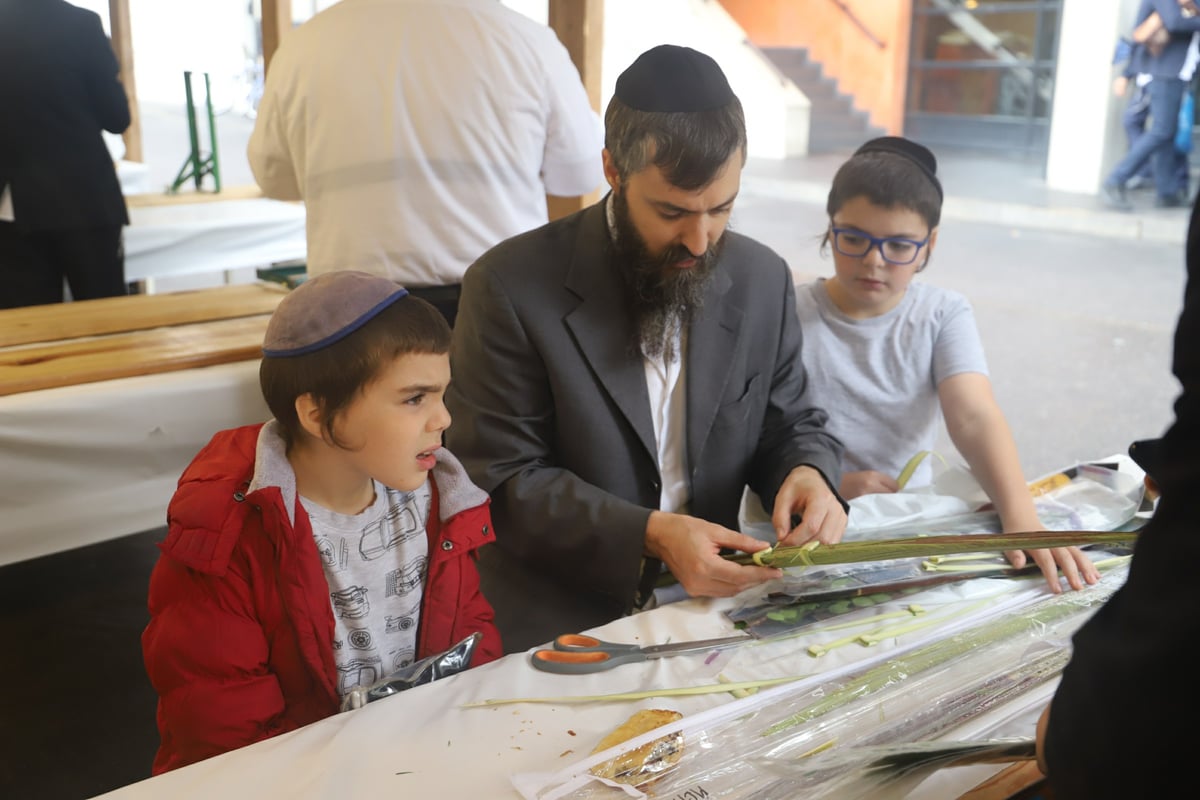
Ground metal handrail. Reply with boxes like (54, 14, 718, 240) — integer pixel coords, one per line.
(828, 0, 887, 49)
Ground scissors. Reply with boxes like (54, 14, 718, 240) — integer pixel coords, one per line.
(530, 632, 752, 674)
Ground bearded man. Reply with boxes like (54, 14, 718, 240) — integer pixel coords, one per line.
(446, 45, 847, 652)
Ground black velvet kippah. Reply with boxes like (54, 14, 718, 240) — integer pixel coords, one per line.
(614, 44, 735, 112)
(855, 136, 944, 202)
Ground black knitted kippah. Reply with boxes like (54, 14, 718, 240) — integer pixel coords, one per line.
(614, 44, 735, 112)
(854, 136, 944, 202)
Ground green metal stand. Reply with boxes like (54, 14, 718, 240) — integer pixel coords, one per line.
(169, 71, 222, 193)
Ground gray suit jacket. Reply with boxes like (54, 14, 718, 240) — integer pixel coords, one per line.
(445, 200, 844, 651)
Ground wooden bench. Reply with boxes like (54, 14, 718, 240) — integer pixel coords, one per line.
(0, 282, 287, 396)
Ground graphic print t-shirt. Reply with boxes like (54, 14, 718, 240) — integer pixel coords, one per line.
(301, 481, 431, 698)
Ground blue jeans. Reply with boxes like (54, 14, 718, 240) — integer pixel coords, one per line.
(1108, 76, 1188, 199)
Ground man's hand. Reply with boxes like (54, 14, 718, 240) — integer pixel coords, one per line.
(1003, 543, 1101, 594)
(644, 511, 782, 598)
(839, 469, 899, 500)
(772, 465, 848, 547)
(1113, 75, 1129, 97)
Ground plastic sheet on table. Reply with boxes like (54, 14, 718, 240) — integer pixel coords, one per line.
(725, 546, 1129, 641)
(749, 738, 1038, 800)
(510, 569, 1124, 800)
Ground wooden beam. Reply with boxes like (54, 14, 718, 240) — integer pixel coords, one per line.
(548, 0, 604, 114)
(547, 0, 604, 220)
(107, 0, 141, 162)
(261, 0, 294, 78)
(0, 283, 286, 349)
(0, 316, 271, 397)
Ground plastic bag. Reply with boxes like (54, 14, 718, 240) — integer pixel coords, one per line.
(1177, 92, 1194, 155)
(340, 631, 481, 711)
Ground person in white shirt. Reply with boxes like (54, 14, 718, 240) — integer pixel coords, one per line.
(247, 0, 605, 326)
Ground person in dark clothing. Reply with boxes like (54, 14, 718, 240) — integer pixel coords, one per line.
(445, 45, 847, 652)
(1101, 0, 1200, 210)
(1113, 34, 1192, 196)
(0, 0, 131, 309)
(1035, 193, 1200, 795)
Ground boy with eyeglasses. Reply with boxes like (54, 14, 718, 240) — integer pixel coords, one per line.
(794, 136, 1099, 595)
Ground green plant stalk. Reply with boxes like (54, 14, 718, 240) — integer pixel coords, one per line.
(921, 562, 1013, 573)
(731, 529, 1136, 569)
(925, 553, 1005, 564)
(460, 675, 807, 708)
(767, 605, 926, 647)
(761, 575, 1120, 737)
(895, 450, 950, 490)
(807, 597, 988, 657)
(855, 598, 992, 647)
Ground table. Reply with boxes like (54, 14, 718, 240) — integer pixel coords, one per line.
(89, 576, 1108, 800)
(0, 361, 270, 566)
(123, 187, 306, 286)
(0, 284, 286, 565)
(90, 461, 1140, 800)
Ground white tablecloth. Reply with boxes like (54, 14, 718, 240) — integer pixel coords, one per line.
(124, 199, 305, 282)
(89, 563, 1126, 800)
(0, 360, 268, 566)
(86, 459, 1143, 799)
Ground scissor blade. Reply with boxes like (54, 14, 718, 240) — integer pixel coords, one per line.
(640, 634, 752, 658)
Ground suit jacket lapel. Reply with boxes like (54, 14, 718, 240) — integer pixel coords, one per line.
(563, 203, 659, 465)
(686, 265, 741, 470)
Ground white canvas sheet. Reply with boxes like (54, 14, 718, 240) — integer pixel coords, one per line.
(0, 360, 269, 566)
(125, 199, 306, 282)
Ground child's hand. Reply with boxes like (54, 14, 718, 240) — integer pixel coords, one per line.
(839, 470, 899, 500)
(1003, 545, 1102, 593)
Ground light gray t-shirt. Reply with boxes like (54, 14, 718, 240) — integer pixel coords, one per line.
(795, 279, 988, 488)
(247, 421, 432, 699)
(301, 482, 431, 698)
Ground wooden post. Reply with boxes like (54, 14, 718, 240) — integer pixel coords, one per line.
(261, 0, 294, 78)
(547, 0, 604, 221)
(108, 0, 141, 162)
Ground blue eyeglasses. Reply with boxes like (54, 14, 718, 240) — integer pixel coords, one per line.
(830, 227, 930, 266)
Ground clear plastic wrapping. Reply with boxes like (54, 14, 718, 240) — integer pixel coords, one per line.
(513, 569, 1125, 800)
(842, 465, 1142, 541)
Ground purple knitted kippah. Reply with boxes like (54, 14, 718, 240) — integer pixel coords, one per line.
(262, 271, 408, 357)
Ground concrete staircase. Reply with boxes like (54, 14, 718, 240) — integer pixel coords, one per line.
(759, 46, 885, 154)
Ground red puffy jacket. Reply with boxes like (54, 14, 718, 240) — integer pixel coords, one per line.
(142, 424, 502, 774)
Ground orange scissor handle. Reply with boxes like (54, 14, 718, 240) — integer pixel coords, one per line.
(553, 634, 642, 654)
(530, 647, 644, 674)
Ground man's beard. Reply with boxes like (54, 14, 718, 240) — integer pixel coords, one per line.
(611, 189, 726, 362)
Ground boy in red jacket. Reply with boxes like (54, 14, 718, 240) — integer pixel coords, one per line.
(142, 271, 503, 774)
